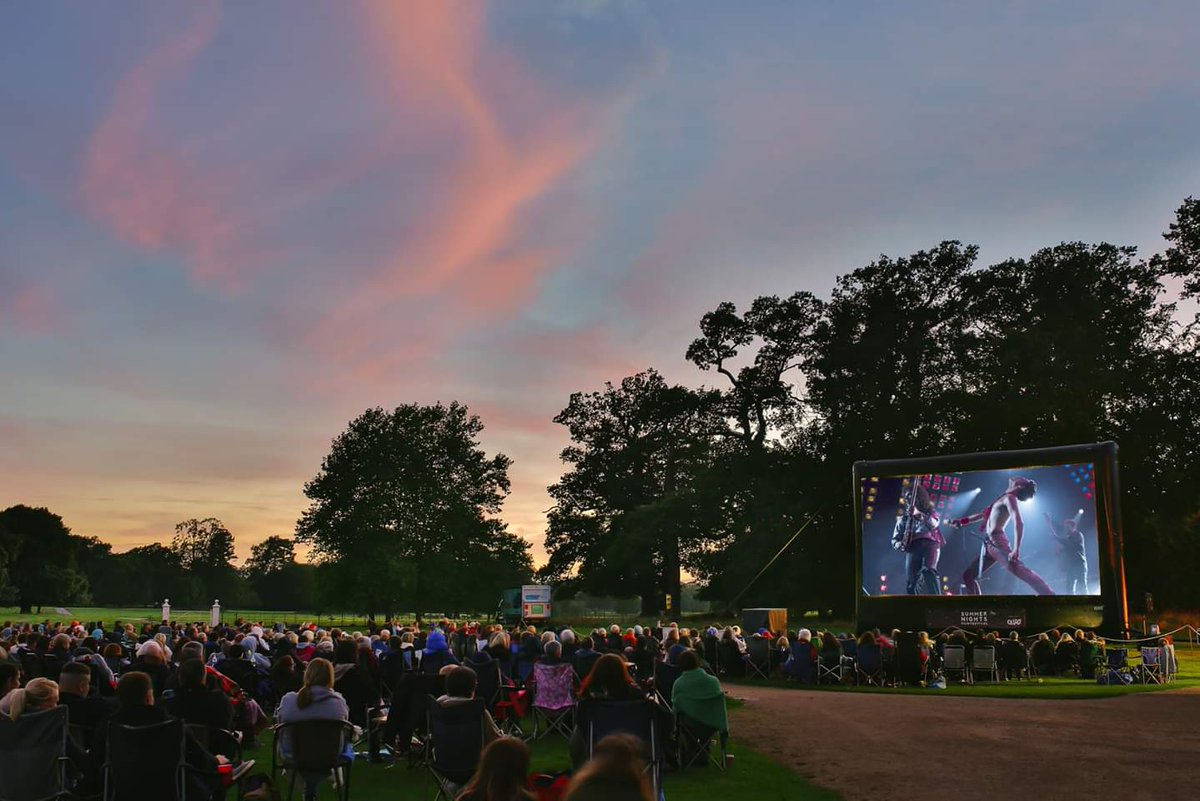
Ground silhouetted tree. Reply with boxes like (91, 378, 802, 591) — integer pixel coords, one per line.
(297, 404, 532, 619)
(0, 506, 91, 613)
(242, 536, 316, 610)
(543, 370, 719, 614)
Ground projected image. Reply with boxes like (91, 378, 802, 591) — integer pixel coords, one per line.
(860, 463, 1101, 597)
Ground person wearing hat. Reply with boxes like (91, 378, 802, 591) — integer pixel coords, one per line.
(241, 637, 271, 671)
(419, 629, 459, 674)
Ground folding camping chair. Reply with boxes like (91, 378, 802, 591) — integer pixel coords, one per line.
(781, 641, 817, 684)
(473, 660, 503, 709)
(425, 699, 486, 801)
(942, 644, 970, 684)
(971, 646, 1000, 684)
(715, 640, 745, 677)
(586, 699, 662, 800)
(673, 689, 729, 772)
(334, 670, 386, 761)
(703, 637, 720, 672)
(653, 661, 682, 709)
(744, 637, 772, 679)
(391, 672, 448, 764)
(1106, 648, 1131, 678)
(0, 704, 72, 801)
(855, 643, 885, 686)
(1137, 647, 1165, 685)
(104, 717, 189, 801)
(272, 719, 355, 801)
(530, 662, 575, 740)
(573, 652, 600, 684)
(185, 724, 246, 800)
(893, 633, 925, 686)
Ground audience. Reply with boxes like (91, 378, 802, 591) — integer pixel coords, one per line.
(0, 611, 1148, 801)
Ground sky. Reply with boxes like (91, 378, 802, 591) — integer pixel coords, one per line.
(1, 1, 1198, 565)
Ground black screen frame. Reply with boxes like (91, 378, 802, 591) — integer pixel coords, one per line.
(852, 441, 1128, 635)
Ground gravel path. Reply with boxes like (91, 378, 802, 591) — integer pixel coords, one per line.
(725, 683, 1200, 801)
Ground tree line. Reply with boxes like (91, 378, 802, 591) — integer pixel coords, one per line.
(0, 403, 534, 618)
(1, 197, 1196, 618)
(540, 197, 1200, 615)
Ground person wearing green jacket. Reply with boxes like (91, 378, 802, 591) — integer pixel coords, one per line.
(671, 650, 727, 734)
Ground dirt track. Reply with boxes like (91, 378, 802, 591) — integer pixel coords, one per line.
(725, 684, 1200, 801)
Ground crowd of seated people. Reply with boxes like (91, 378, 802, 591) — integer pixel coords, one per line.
(721, 623, 1178, 685)
(2, 613, 1173, 799)
(1, 615, 738, 800)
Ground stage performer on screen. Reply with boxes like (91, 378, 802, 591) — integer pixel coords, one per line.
(950, 476, 1055, 595)
(891, 484, 944, 595)
(1044, 512, 1088, 595)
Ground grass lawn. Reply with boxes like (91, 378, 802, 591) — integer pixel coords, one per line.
(0, 607, 373, 629)
(240, 710, 839, 801)
(726, 642, 1200, 700)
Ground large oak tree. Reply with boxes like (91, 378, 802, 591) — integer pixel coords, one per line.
(296, 403, 532, 618)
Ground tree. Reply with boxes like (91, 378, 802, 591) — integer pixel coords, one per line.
(119, 543, 202, 606)
(242, 536, 316, 610)
(171, 518, 236, 573)
(1154, 195, 1200, 298)
(169, 518, 248, 606)
(686, 292, 823, 451)
(0, 518, 16, 604)
(245, 536, 296, 575)
(543, 370, 720, 614)
(296, 403, 533, 619)
(683, 293, 831, 612)
(0, 505, 91, 612)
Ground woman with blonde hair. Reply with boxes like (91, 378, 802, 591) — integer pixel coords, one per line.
(5, 676, 58, 720)
(154, 631, 173, 661)
(277, 658, 352, 801)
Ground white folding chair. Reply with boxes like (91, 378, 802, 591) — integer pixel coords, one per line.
(942, 645, 970, 684)
(971, 645, 999, 683)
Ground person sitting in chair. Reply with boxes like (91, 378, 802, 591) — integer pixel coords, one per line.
(163, 659, 234, 731)
(57, 662, 113, 748)
(436, 666, 502, 745)
(276, 659, 351, 801)
(671, 650, 727, 739)
(419, 630, 459, 674)
(101, 672, 251, 801)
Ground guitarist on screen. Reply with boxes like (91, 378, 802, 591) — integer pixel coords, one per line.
(891, 483, 943, 595)
(951, 476, 1055, 595)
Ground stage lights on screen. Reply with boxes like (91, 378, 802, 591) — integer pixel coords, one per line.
(894, 473, 962, 518)
(1068, 464, 1095, 501)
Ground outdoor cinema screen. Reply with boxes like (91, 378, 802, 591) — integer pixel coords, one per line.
(860, 462, 1101, 598)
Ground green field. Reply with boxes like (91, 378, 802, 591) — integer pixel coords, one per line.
(0, 607, 375, 629)
(239, 712, 839, 801)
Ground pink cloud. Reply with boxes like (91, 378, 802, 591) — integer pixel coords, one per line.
(78, 3, 293, 291)
(80, 4, 240, 286)
(307, 2, 602, 368)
